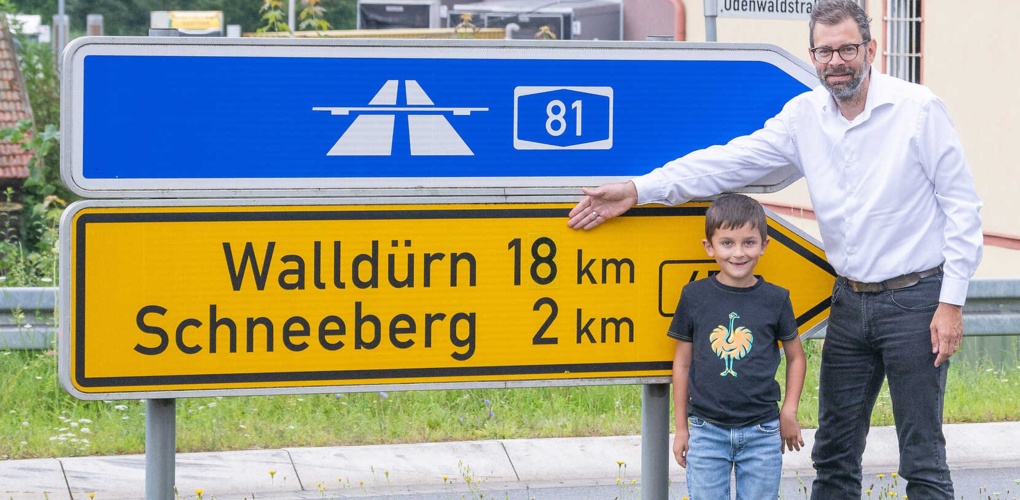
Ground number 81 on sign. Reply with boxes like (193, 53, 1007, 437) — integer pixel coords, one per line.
(513, 86, 613, 150)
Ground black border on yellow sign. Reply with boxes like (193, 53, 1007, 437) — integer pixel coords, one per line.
(72, 205, 834, 390)
(767, 227, 836, 324)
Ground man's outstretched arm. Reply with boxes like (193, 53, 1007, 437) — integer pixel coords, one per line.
(567, 107, 799, 231)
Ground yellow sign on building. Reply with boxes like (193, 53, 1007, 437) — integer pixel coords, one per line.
(60, 202, 834, 398)
(168, 11, 222, 31)
(149, 10, 223, 35)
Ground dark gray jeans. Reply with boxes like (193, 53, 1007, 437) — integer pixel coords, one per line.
(810, 274, 953, 499)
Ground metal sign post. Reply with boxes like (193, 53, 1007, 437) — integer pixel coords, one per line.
(704, 0, 718, 41)
(642, 383, 671, 500)
(145, 399, 175, 500)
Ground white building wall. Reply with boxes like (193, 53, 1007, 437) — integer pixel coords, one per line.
(920, 1, 1019, 237)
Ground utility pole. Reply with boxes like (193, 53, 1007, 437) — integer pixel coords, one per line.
(53, 0, 69, 72)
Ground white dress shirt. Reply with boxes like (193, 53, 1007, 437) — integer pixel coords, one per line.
(632, 72, 983, 306)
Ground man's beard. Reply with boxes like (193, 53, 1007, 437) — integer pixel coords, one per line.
(821, 64, 869, 101)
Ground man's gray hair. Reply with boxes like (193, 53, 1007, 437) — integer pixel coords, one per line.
(809, 0, 871, 47)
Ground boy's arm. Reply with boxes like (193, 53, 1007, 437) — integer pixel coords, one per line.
(672, 340, 693, 467)
(780, 335, 807, 453)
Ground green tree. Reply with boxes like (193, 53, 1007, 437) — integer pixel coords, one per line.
(12, 0, 354, 36)
(16, 37, 58, 129)
(256, 0, 288, 33)
(298, 0, 331, 32)
(10, 0, 54, 22)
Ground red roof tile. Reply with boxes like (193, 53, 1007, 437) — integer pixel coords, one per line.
(0, 15, 34, 180)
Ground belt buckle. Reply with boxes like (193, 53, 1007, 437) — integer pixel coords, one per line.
(848, 280, 875, 293)
(890, 273, 921, 290)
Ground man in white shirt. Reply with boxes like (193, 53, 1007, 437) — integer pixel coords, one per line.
(567, 1, 982, 498)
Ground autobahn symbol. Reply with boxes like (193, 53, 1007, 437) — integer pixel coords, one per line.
(313, 80, 488, 156)
(514, 86, 613, 150)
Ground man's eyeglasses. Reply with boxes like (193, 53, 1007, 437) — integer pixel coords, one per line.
(810, 40, 870, 64)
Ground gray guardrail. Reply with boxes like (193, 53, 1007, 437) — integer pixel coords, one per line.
(957, 278, 1020, 335)
(0, 287, 58, 349)
(3, 280, 1019, 349)
(807, 278, 1020, 339)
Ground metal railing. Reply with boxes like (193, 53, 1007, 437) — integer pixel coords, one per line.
(956, 278, 1020, 336)
(3, 279, 1020, 349)
(0, 287, 57, 349)
(809, 278, 1020, 339)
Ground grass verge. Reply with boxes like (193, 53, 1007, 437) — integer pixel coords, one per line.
(1, 339, 1017, 460)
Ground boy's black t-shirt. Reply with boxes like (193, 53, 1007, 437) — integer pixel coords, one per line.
(668, 276, 798, 428)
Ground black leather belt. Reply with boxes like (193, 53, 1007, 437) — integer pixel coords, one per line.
(843, 265, 942, 293)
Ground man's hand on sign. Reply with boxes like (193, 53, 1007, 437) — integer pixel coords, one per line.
(567, 181, 639, 230)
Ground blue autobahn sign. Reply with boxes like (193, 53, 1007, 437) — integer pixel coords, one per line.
(62, 38, 818, 198)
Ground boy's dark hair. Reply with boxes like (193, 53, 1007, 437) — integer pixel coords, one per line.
(809, 0, 872, 47)
(705, 193, 768, 240)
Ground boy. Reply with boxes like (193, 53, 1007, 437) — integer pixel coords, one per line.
(670, 193, 807, 499)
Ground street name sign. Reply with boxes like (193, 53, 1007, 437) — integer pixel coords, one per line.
(59, 201, 834, 399)
(712, 0, 819, 20)
(61, 37, 818, 198)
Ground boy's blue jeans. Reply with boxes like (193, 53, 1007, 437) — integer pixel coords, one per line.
(685, 416, 782, 500)
(810, 274, 953, 499)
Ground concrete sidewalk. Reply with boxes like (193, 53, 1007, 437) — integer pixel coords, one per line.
(3, 422, 1020, 499)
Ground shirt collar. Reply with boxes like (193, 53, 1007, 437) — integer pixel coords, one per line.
(820, 67, 894, 122)
(858, 69, 895, 120)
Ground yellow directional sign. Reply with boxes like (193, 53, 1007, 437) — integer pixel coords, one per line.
(60, 202, 834, 398)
